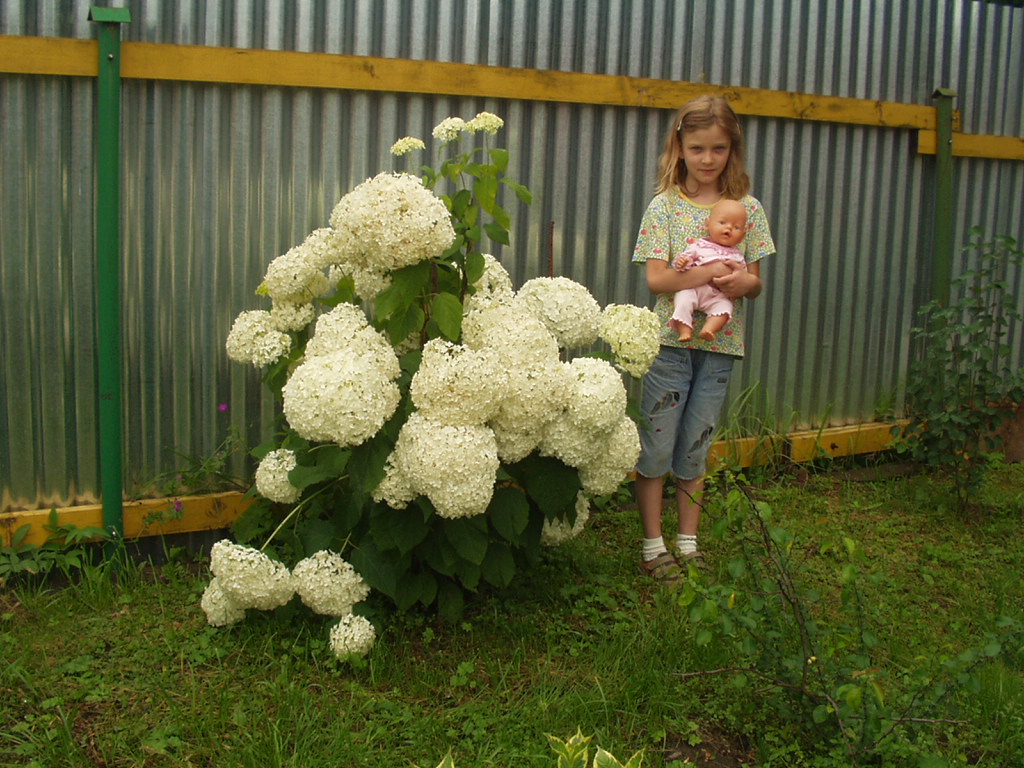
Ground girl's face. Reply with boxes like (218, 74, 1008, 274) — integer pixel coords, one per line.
(681, 124, 732, 189)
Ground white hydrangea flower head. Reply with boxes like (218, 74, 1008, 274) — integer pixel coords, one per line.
(269, 301, 316, 333)
(329, 172, 455, 275)
(200, 577, 247, 627)
(564, 357, 628, 434)
(432, 116, 467, 143)
(282, 349, 401, 447)
(538, 409, 606, 469)
(390, 136, 426, 156)
(329, 613, 377, 658)
(263, 244, 330, 304)
(514, 276, 601, 349)
(540, 492, 591, 547)
(372, 456, 417, 510)
(301, 227, 346, 271)
(337, 263, 392, 301)
(488, 357, 572, 440)
(490, 424, 543, 464)
(226, 310, 292, 368)
(465, 111, 504, 135)
(393, 412, 499, 519)
(577, 416, 641, 497)
(304, 304, 400, 380)
(210, 540, 295, 611)
(599, 303, 661, 378)
(410, 339, 506, 426)
(254, 449, 302, 504)
(462, 302, 560, 369)
(292, 551, 371, 617)
(464, 253, 515, 313)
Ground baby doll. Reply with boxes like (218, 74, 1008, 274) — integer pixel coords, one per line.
(669, 198, 749, 342)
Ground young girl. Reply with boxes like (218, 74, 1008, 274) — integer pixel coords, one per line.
(631, 95, 775, 583)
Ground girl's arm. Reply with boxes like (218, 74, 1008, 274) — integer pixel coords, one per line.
(646, 258, 731, 294)
(713, 260, 762, 299)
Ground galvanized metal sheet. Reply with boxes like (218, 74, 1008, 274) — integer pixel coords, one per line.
(2, 0, 1022, 509)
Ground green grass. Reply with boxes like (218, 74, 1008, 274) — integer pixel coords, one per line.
(2, 461, 1023, 767)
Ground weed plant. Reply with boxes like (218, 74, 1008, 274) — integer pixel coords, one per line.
(1, 462, 1023, 767)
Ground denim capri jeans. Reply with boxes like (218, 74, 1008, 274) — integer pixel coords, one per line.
(635, 346, 735, 481)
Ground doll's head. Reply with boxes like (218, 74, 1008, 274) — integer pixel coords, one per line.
(706, 199, 748, 247)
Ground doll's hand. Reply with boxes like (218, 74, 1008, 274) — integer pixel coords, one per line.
(672, 255, 692, 272)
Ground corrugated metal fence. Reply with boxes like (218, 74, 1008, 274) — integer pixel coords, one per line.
(1, 0, 1022, 511)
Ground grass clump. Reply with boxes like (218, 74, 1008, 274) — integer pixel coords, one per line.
(1, 460, 1023, 767)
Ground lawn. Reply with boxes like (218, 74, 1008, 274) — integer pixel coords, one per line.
(2, 460, 1023, 768)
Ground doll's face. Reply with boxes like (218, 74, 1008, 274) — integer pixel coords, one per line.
(706, 201, 748, 247)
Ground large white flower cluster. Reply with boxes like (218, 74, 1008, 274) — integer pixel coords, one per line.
(382, 412, 500, 519)
(292, 550, 370, 616)
(209, 540, 295, 612)
(282, 303, 401, 449)
(201, 542, 375, 659)
(283, 349, 401, 447)
(254, 449, 302, 504)
(599, 304, 661, 378)
(225, 310, 292, 367)
(464, 253, 514, 313)
(329, 172, 455, 276)
(329, 613, 377, 658)
(537, 357, 641, 496)
(410, 339, 506, 425)
(515, 276, 601, 349)
(540, 492, 592, 547)
(200, 577, 247, 627)
(263, 243, 330, 304)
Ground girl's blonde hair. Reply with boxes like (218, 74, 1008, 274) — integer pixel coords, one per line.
(655, 95, 751, 199)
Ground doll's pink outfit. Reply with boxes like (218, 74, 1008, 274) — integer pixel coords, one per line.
(670, 238, 746, 330)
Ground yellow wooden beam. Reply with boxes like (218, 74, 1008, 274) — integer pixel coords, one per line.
(18, 34, 1024, 157)
(1, 34, 934, 130)
(0, 491, 252, 548)
(0, 34, 97, 76)
(917, 130, 1024, 161)
(3, 422, 908, 548)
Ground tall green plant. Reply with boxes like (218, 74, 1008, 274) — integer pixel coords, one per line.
(218, 114, 659, 631)
(897, 229, 1024, 514)
(677, 474, 1022, 765)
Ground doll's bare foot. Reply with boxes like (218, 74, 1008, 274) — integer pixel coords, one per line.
(677, 326, 693, 342)
(700, 316, 729, 341)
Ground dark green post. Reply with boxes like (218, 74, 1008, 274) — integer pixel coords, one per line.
(89, 6, 131, 547)
(932, 88, 957, 307)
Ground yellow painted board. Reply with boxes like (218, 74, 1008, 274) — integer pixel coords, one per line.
(789, 422, 906, 463)
(0, 492, 252, 548)
(120, 42, 935, 129)
(917, 130, 1024, 161)
(2, 35, 934, 130)
(0, 35, 97, 76)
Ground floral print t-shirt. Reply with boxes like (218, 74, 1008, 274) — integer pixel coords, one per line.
(631, 190, 775, 358)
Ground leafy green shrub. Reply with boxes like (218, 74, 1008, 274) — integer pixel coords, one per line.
(675, 473, 1023, 765)
(897, 229, 1024, 514)
(0, 510, 110, 585)
(221, 115, 659, 623)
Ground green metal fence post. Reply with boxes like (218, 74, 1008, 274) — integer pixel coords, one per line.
(932, 87, 957, 307)
(89, 6, 131, 549)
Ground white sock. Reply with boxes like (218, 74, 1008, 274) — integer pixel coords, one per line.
(676, 534, 698, 555)
(642, 537, 668, 562)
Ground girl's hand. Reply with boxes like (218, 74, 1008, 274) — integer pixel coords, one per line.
(712, 261, 762, 299)
(646, 259, 730, 294)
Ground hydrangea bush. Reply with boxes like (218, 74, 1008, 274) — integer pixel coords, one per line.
(210, 114, 660, 647)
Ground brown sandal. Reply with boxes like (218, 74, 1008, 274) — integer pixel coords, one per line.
(639, 552, 683, 585)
